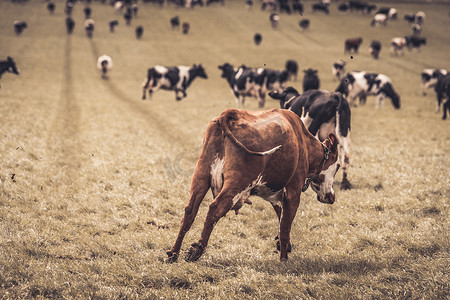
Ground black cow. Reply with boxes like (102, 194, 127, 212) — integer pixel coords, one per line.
(285, 59, 298, 81)
(336, 71, 400, 109)
(405, 36, 426, 50)
(303, 68, 320, 92)
(279, 0, 291, 14)
(136, 26, 144, 39)
(292, 0, 303, 14)
(65, 1, 74, 15)
(66, 17, 75, 34)
(84, 7, 92, 19)
(124, 8, 132, 25)
(47, 2, 55, 15)
(142, 64, 208, 101)
(0, 56, 20, 89)
(253, 33, 262, 45)
(299, 19, 310, 30)
(312, 3, 329, 14)
(269, 87, 352, 190)
(13, 21, 27, 35)
(369, 40, 382, 59)
(170, 16, 180, 29)
(218, 63, 267, 108)
(434, 73, 450, 119)
(109, 20, 119, 32)
(206, 0, 224, 6)
(265, 68, 289, 93)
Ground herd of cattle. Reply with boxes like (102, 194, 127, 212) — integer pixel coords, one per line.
(2, 0, 450, 261)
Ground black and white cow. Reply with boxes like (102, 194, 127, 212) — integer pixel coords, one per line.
(376, 7, 398, 19)
(0, 56, 20, 89)
(390, 37, 406, 56)
(142, 64, 208, 101)
(84, 19, 95, 38)
(109, 20, 119, 32)
(336, 71, 401, 109)
(303, 68, 320, 92)
(13, 21, 27, 35)
(421, 68, 448, 96)
(369, 40, 382, 59)
(269, 87, 352, 190)
(332, 60, 346, 81)
(66, 17, 75, 34)
(285, 59, 298, 81)
(434, 73, 450, 119)
(270, 13, 280, 28)
(370, 13, 387, 27)
(218, 63, 267, 108)
(405, 11, 426, 24)
(265, 68, 289, 92)
(97, 55, 113, 79)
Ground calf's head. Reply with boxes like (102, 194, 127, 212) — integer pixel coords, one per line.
(193, 64, 208, 79)
(268, 86, 300, 108)
(310, 133, 340, 204)
(7, 57, 20, 75)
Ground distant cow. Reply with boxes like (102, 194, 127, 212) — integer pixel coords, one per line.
(312, 3, 329, 14)
(299, 19, 310, 30)
(433, 73, 450, 119)
(218, 63, 267, 107)
(344, 37, 363, 54)
(421, 68, 448, 96)
(66, 17, 75, 34)
(13, 21, 27, 35)
(370, 13, 387, 27)
(390, 37, 406, 56)
(182, 22, 190, 34)
(303, 69, 320, 92)
(369, 40, 382, 59)
(170, 16, 180, 29)
(336, 71, 401, 109)
(109, 20, 119, 32)
(253, 33, 262, 45)
(292, 0, 303, 14)
(142, 64, 208, 101)
(405, 36, 426, 50)
(265, 68, 290, 93)
(97, 55, 113, 79)
(0, 56, 20, 89)
(84, 19, 95, 38)
(412, 24, 421, 35)
(65, 1, 74, 15)
(376, 7, 397, 19)
(406, 11, 425, 24)
(285, 59, 298, 81)
(331, 60, 346, 81)
(47, 2, 55, 15)
(124, 8, 132, 25)
(166, 108, 340, 263)
(135, 26, 144, 39)
(84, 7, 92, 19)
(269, 87, 352, 190)
(270, 13, 280, 28)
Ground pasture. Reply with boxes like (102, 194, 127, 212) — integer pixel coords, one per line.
(0, 0, 449, 298)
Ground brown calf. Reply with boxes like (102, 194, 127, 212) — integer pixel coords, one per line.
(166, 108, 339, 263)
(345, 37, 363, 54)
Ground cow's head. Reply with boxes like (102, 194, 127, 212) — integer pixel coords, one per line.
(218, 63, 234, 78)
(381, 82, 401, 109)
(194, 64, 208, 79)
(7, 56, 19, 75)
(268, 86, 300, 108)
(335, 74, 353, 96)
(310, 133, 339, 204)
(303, 68, 318, 77)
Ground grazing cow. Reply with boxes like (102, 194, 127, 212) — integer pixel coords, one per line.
(421, 68, 448, 96)
(269, 87, 352, 190)
(369, 40, 382, 59)
(370, 13, 387, 27)
(285, 59, 298, 81)
(84, 19, 95, 38)
(312, 3, 329, 14)
(270, 13, 280, 28)
(405, 36, 426, 50)
(65, 1, 74, 15)
(0, 56, 20, 89)
(13, 21, 27, 35)
(97, 55, 113, 79)
(261, 0, 277, 11)
(434, 73, 450, 119)
(299, 19, 310, 30)
(412, 24, 421, 35)
(47, 2, 55, 15)
(182, 22, 190, 34)
(142, 64, 208, 101)
(66, 17, 75, 34)
(165, 108, 340, 263)
(344, 37, 363, 54)
(84, 7, 92, 19)
(279, 0, 291, 14)
(253, 33, 262, 45)
(170, 16, 180, 29)
(303, 69, 320, 92)
(292, 0, 303, 14)
(218, 63, 267, 107)
(336, 71, 401, 109)
(376, 7, 397, 19)
(109, 20, 119, 32)
(135, 26, 144, 39)
(124, 8, 132, 25)
(245, 0, 253, 9)
(332, 60, 346, 81)
(390, 37, 406, 56)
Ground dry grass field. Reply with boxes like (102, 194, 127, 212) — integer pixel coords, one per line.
(0, 0, 449, 299)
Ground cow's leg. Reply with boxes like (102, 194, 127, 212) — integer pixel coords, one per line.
(443, 99, 449, 120)
(436, 93, 443, 112)
(258, 91, 266, 108)
(278, 186, 301, 260)
(271, 202, 292, 253)
(142, 79, 151, 100)
(339, 139, 352, 190)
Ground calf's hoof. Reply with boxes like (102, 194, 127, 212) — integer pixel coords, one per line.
(340, 178, 353, 190)
(185, 243, 204, 262)
(165, 251, 179, 263)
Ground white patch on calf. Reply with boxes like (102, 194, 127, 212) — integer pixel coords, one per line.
(210, 157, 224, 198)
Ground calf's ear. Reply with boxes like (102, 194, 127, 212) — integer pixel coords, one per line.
(328, 133, 337, 150)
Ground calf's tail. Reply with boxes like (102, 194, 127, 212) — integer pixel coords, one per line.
(219, 110, 282, 156)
